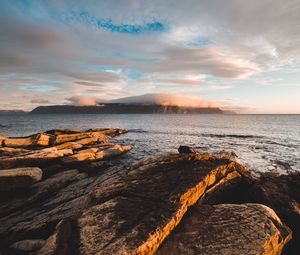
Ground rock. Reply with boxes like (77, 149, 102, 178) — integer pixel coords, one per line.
(54, 131, 108, 145)
(10, 239, 45, 252)
(3, 133, 52, 148)
(157, 203, 291, 255)
(200, 171, 300, 255)
(55, 142, 83, 150)
(0, 136, 5, 147)
(0, 147, 30, 156)
(75, 137, 99, 145)
(34, 133, 53, 147)
(45, 129, 81, 136)
(178, 145, 195, 154)
(0, 148, 73, 169)
(3, 136, 35, 148)
(0, 167, 42, 191)
(78, 153, 246, 255)
(63, 144, 132, 163)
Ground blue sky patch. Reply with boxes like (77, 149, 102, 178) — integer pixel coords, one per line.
(72, 11, 166, 35)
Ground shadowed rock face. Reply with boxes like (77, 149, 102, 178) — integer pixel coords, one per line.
(157, 203, 291, 255)
(0, 138, 295, 255)
(0, 167, 42, 191)
(204, 172, 300, 255)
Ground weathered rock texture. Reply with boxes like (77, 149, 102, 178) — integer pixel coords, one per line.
(157, 203, 291, 255)
(0, 138, 295, 255)
(205, 171, 300, 255)
(0, 129, 130, 170)
(0, 167, 42, 191)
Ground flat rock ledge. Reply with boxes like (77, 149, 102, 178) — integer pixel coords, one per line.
(0, 138, 295, 255)
(0, 128, 131, 171)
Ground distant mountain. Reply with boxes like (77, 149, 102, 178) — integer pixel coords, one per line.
(30, 104, 225, 114)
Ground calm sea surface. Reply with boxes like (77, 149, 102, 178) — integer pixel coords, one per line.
(0, 113, 299, 174)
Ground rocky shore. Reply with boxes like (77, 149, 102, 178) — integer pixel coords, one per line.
(0, 129, 299, 254)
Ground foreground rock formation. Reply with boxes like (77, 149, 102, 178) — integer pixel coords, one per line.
(0, 133, 297, 254)
(157, 203, 290, 255)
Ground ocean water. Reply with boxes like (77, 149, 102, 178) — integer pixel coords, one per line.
(0, 113, 299, 174)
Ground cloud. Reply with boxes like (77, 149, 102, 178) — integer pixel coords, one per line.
(109, 93, 222, 108)
(30, 98, 50, 104)
(0, 0, 300, 112)
(66, 96, 99, 106)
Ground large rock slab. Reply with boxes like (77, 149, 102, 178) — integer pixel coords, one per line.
(63, 144, 132, 164)
(77, 153, 247, 255)
(54, 131, 109, 145)
(0, 167, 42, 191)
(157, 203, 292, 255)
(3, 133, 53, 148)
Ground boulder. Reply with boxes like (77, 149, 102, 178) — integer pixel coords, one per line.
(157, 203, 292, 255)
(178, 145, 195, 154)
(0, 167, 42, 191)
(78, 153, 246, 255)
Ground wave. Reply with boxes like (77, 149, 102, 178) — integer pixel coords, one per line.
(202, 134, 264, 139)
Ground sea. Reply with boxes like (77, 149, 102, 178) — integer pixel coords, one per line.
(0, 113, 299, 175)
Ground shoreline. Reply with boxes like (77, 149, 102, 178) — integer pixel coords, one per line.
(0, 128, 299, 254)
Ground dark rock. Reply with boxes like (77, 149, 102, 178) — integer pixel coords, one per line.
(0, 167, 42, 192)
(10, 239, 45, 252)
(178, 145, 195, 154)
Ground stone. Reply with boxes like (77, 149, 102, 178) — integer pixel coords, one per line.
(2, 133, 52, 148)
(10, 239, 45, 252)
(3, 136, 35, 148)
(199, 171, 300, 255)
(0, 148, 73, 169)
(178, 145, 195, 154)
(0, 147, 30, 156)
(55, 142, 83, 150)
(54, 131, 108, 145)
(75, 137, 99, 145)
(157, 203, 291, 255)
(0, 136, 5, 147)
(0, 167, 42, 191)
(78, 153, 246, 255)
(34, 133, 53, 146)
(100, 144, 132, 158)
(63, 144, 132, 163)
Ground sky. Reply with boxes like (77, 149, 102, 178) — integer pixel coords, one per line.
(1, 0, 300, 113)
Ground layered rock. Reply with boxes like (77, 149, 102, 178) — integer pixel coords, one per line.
(0, 167, 42, 191)
(0, 129, 130, 169)
(157, 203, 291, 255)
(0, 139, 295, 255)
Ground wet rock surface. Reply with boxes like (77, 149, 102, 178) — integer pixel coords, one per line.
(0, 138, 297, 255)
